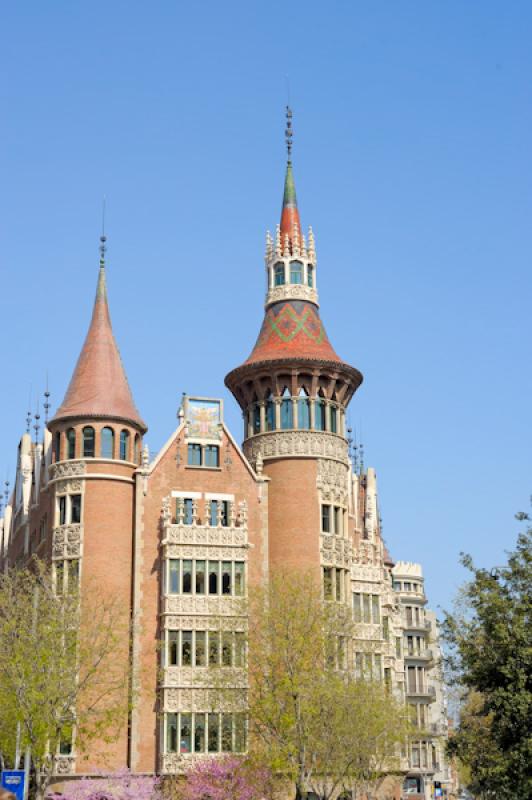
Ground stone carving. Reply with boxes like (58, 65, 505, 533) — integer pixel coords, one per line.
(53, 755, 76, 775)
(164, 526, 247, 548)
(161, 616, 247, 632)
(165, 596, 246, 617)
(165, 544, 248, 560)
(244, 430, 348, 467)
(266, 284, 318, 307)
(316, 458, 348, 501)
(49, 461, 86, 480)
(52, 525, 82, 559)
(56, 479, 83, 494)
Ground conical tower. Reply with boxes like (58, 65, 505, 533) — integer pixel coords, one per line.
(46, 235, 145, 772)
(225, 109, 363, 572)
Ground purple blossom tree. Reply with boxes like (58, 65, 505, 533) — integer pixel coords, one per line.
(49, 768, 161, 800)
(181, 757, 273, 800)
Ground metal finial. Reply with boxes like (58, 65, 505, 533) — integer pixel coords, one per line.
(26, 384, 32, 434)
(285, 105, 293, 162)
(99, 198, 107, 269)
(359, 441, 365, 474)
(3, 478, 9, 509)
(43, 374, 51, 425)
(33, 402, 41, 443)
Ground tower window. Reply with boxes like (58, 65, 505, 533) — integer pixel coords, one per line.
(253, 403, 261, 434)
(315, 397, 326, 431)
(307, 264, 314, 287)
(119, 429, 129, 461)
(54, 432, 61, 463)
(274, 262, 285, 286)
(188, 443, 202, 466)
(66, 428, 76, 460)
(322, 504, 331, 533)
(134, 434, 140, 464)
(101, 427, 114, 459)
(330, 406, 338, 434)
(71, 494, 82, 524)
(298, 388, 310, 430)
(290, 260, 303, 284)
(265, 394, 275, 431)
(280, 388, 293, 429)
(82, 427, 95, 458)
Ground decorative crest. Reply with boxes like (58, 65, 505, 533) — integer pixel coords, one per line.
(285, 105, 293, 162)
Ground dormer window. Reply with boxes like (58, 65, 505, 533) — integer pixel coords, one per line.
(307, 265, 314, 288)
(274, 263, 285, 286)
(290, 260, 303, 285)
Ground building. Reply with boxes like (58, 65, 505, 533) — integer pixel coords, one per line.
(0, 110, 450, 799)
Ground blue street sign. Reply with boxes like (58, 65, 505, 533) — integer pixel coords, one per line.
(1, 770, 26, 800)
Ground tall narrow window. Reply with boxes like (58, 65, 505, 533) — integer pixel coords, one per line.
(321, 504, 331, 533)
(134, 434, 140, 464)
(180, 714, 192, 753)
(372, 595, 380, 623)
(290, 260, 303, 284)
(59, 496, 67, 525)
(182, 560, 192, 594)
(274, 262, 285, 286)
(221, 714, 232, 752)
(181, 631, 192, 666)
(101, 427, 114, 459)
(209, 500, 218, 527)
(169, 560, 180, 594)
(280, 387, 293, 429)
(330, 406, 338, 434)
(195, 560, 205, 594)
(315, 396, 326, 431)
(66, 429, 76, 460)
(70, 495, 82, 524)
(208, 561, 219, 594)
(183, 498, 193, 525)
(234, 563, 245, 596)
(208, 713, 219, 753)
(188, 443, 202, 466)
(204, 445, 219, 467)
(298, 388, 310, 429)
(168, 631, 178, 666)
(166, 714, 178, 753)
(194, 713, 206, 752)
(120, 429, 129, 460)
(323, 567, 333, 600)
(222, 562, 232, 595)
(265, 393, 275, 431)
(54, 432, 61, 462)
(307, 264, 314, 287)
(82, 427, 95, 458)
(253, 403, 261, 434)
(195, 631, 206, 666)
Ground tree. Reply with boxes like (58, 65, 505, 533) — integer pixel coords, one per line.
(245, 570, 409, 800)
(442, 520, 532, 800)
(177, 756, 274, 800)
(0, 561, 132, 800)
(56, 768, 161, 800)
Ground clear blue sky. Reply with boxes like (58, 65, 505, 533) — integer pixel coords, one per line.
(1, 1, 531, 612)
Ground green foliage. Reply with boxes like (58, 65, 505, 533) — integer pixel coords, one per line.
(246, 571, 410, 800)
(442, 519, 532, 800)
(0, 561, 131, 799)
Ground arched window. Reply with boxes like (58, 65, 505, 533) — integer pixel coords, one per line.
(290, 260, 303, 285)
(307, 264, 314, 288)
(274, 262, 285, 286)
(265, 392, 275, 431)
(134, 434, 140, 464)
(315, 394, 326, 431)
(66, 428, 76, 460)
(54, 431, 61, 462)
(120, 429, 130, 461)
(82, 427, 95, 458)
(298, 387, 310, 429)
(330, 405, 338, 434)
(101, 427, 114, 459)
(280, 387, 293, 430)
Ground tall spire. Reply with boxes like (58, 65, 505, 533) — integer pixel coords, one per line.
(280, 105, 302, 253)
(50, 233, 146, 431)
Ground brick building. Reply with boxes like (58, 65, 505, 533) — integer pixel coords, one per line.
(0, 111, 450, 800)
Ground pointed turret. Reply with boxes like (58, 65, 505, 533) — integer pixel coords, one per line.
(51, 236, 146, 431)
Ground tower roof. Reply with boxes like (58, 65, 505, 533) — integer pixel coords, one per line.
(51, 238, 146, 431)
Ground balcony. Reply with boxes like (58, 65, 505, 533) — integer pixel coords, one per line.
(405, 649, 433, 663)
(407, 686, 436, 702)
(404, 618, 431, 632)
